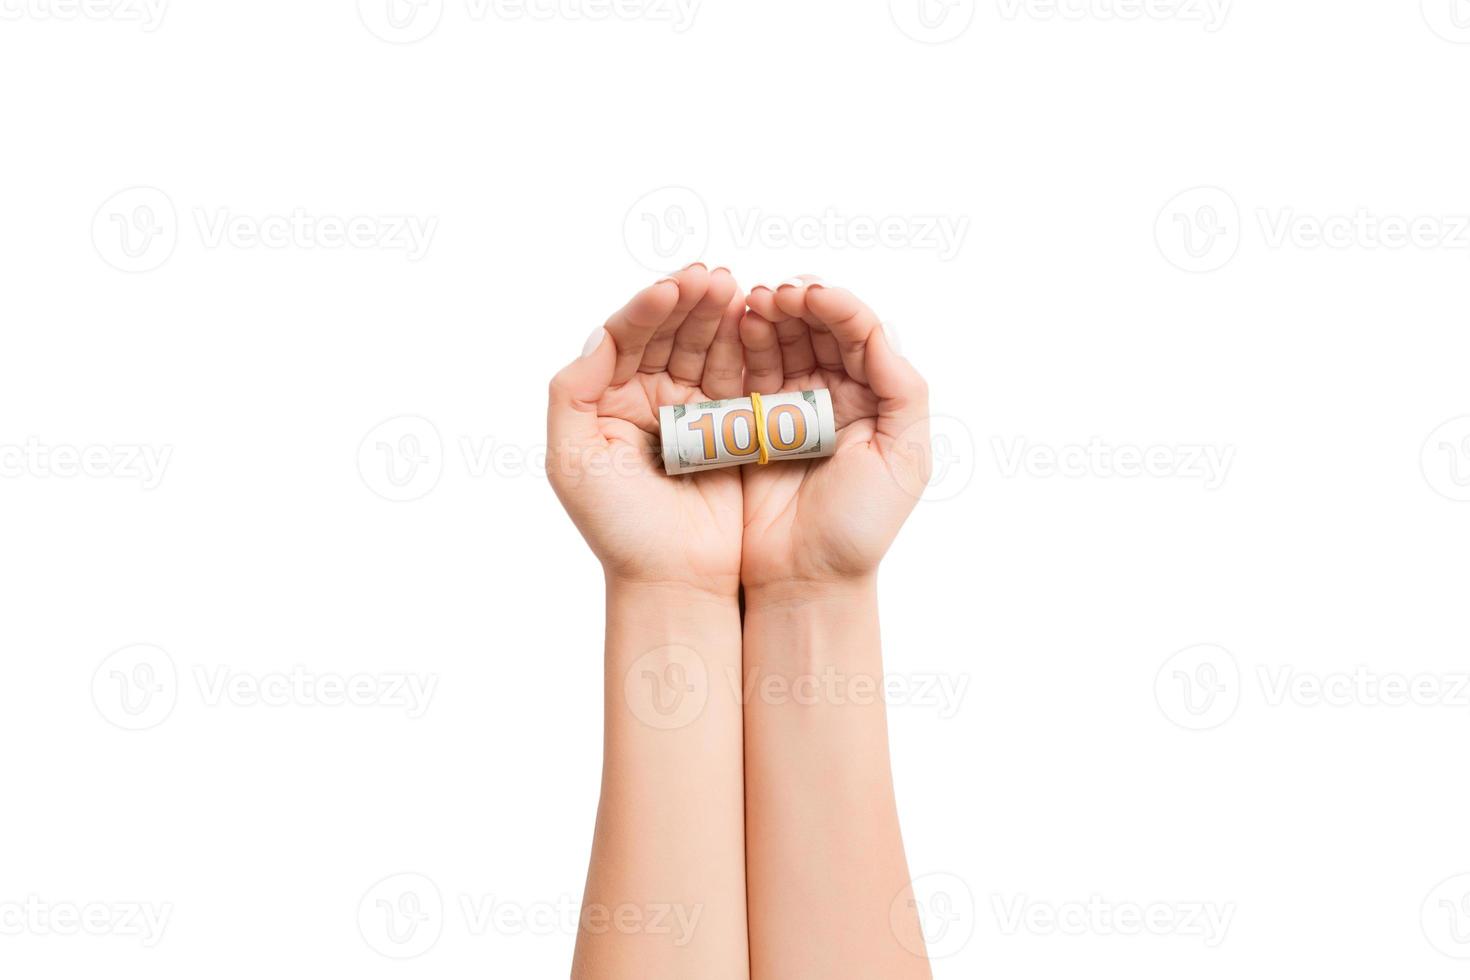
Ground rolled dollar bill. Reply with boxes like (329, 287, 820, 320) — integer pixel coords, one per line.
(660, 389, 837, 476)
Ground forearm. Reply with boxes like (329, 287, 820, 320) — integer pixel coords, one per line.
(572, 580, 749, 980)
(742, 577, 931, 980)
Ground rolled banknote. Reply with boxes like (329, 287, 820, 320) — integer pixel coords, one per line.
(660, 389, 837, 476)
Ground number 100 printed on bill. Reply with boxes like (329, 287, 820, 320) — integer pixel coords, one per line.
(659, 389, 837, 476)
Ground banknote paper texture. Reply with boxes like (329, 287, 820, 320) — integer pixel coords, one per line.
(659, 389, 837, 476)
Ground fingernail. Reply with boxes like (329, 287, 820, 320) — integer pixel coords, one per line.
(684, 261, 707, 271)
(750, 284, 772, 293)
(711, 266, 731, 275)
(777, 277, 807, 290)
(807, 280, 833, 291)
(581, 327, 609, 358)
(656, 274, 680, 285)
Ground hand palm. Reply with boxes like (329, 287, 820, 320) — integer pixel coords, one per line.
(550, 273, 927, 595)
(736, 283, 931, 591)
(588, 372, 743, 587)
(547, 267, 748, 595)
(740, 369, 902, 586)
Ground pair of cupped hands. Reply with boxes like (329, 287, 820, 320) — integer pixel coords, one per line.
(548, 265, 932, 600)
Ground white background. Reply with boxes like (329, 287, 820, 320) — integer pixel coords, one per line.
(3, 0, 1470, 976)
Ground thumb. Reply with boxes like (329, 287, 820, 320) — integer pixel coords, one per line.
(868, 324, 929, 439)
(867, 326, 932, 491)
(547, 328, 616, 463)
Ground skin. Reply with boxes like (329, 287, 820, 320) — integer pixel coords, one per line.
(740, 278, 933, 980)
(547, 268, 932, 979)
(549, 264, 750, 979)
(739, 277, 933, 587)
(548, 263, 747, 596)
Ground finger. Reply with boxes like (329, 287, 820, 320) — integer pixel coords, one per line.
(802, 283, 883, 385)
(774, 317, 816, 378)
(871, 322, 932, 492)
(745, 284, 782, 323)
(548, 327, 617, 453)
(771, 276, 823, 377)
(771, 276, 841, 371)
(666, 267, 737, 385)
(701, 288, 747, 400)
(808, 316, 844, 372)
(806, 284, 930, 440)
(772, 275, 823, 320)
(607, 276, 681, 386)
(639, 263, 710, 375)
(865, 322, 930, 440)
(739, 311, 785, 394)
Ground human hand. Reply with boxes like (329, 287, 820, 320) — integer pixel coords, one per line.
(548, 265, 747, 597)
(737, 278, 932, 595)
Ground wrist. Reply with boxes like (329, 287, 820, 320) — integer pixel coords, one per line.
(603, 577, 742, 677)
(741, 575, 882, 677)
(604, 573, 741, 605)
(740, 574, 878, 612)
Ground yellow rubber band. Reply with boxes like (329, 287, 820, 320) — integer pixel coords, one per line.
(749, 391, 771, 465)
